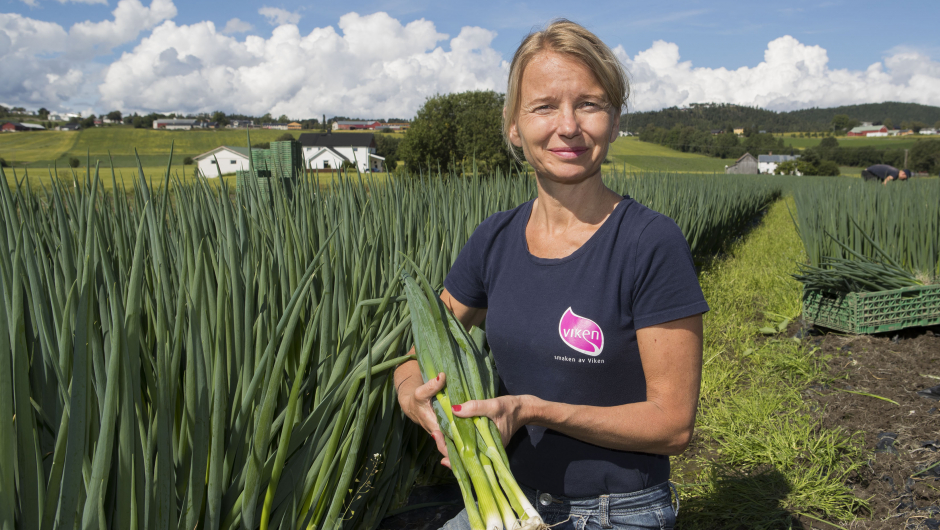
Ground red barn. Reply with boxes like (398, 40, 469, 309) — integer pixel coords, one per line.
(847, 125, 888, 137)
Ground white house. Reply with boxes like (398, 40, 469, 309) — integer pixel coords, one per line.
(758, 154, 800, 174)
(298, 132, 385, 172)
(920, 128, 938, 135)
(194, 146, 251, 178)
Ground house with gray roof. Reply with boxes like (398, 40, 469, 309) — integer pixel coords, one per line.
(298, 132, 385, 172)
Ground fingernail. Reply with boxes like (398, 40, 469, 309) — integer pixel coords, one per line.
(452, 405, 461, 412)
(436, 374, 441, 381)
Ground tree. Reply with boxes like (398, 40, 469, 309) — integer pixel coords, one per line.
(68, 157, 80, 168)
(0, 158, 8, 167)
(277, 114, 290, 123)
(211, 111, 230, 127)
(831, 114, 858, 133)
(819, 136, 839, 150)
(398, 90, 510, 173)
(106, 110, 122, 122)
(910, 139, 940, 174)
(882, 118, 893, 130)
(38, 107, 50, 119)
(375, 134, 402, 170)
(81, 115, 96, 128)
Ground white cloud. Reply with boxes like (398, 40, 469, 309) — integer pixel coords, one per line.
(67, 0, 177, 58)
(0, 0, 175, 110)
(98, 11, 508, 117)
(617, 35, 940, 112)
(4, 7, 940, 118)
(258, 6, 300, 26)
(18, 0, 39, 7)
(221, 17, 252, 35)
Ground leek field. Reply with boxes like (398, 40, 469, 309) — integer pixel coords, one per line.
(2, 162, 939, 529)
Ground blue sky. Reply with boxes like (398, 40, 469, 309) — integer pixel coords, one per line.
(2, 0, 939, 117)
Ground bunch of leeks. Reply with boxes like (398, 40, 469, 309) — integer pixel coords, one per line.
(401, 270, 546, 530)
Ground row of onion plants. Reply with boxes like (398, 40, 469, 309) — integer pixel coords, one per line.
(0, 162, 781, 530)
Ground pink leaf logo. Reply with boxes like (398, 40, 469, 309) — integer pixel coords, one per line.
(558, 307, 604, 356)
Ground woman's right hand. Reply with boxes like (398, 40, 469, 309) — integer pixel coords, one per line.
(396, 367, 451, 467)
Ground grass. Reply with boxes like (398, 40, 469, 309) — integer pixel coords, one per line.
(0, 127, 318, 168)
(675, 198, 868, 529)
(775, 134, 932, 150)
(2, 163, 393, 192)
(605, 137, 735, 172)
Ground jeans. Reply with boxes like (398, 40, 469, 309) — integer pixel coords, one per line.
(441, 482, 677, 530)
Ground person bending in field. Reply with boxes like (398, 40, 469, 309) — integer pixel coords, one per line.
(862, 164, 909, 185)
(395, 19, 707, 530)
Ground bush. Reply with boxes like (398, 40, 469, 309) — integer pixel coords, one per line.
(816, 160, 842, 176)
(68, 157, 80, 168)
(0, 158, 8, 168)
(252, 142, 270, 149)
(275, 133, 295, 142)
(183, 156, 194, 165)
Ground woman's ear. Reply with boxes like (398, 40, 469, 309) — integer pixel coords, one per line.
(504, 106, 523, 148)
(508, 121, 523, 147)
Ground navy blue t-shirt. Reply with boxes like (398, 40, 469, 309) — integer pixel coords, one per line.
(443, 195, 709, 498)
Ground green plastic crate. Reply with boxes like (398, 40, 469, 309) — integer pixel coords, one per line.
(803, 284, 940, 334)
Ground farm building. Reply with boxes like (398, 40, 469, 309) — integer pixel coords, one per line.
(57, 123, 81, 131)
(725, 153, 758, 174)
(261, 123, 289, 130)
(758, 154, 800, 174)
(298, 132, 385, 172)
(153, 119, 198, 130)
(332, 120, 380, 131)
(383, 122, 410, 131)
(847, 125, 888, 136)
(288, 122, 302, 130)
(1, 122, 44, 132)
(194, 146, 251, 178)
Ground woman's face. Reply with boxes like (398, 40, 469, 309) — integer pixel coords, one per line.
(509, 51, 619, 184)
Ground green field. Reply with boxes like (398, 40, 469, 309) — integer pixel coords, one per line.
(774, 134, 933, 150)
(0, 127, 319, 169)
(605, 137, 735, 172)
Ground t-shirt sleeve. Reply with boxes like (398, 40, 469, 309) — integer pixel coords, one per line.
(443, 221, 491, 309)
(631, 215, 709, 329)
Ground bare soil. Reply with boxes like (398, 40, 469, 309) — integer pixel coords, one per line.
(806, 324, 940, 529)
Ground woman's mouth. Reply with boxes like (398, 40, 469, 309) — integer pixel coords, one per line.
(549, 147, 589, 159)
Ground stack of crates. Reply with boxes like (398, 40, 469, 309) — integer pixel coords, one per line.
(236, 140, 301, 201)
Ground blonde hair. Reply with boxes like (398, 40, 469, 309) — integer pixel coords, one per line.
(503, 20, 629, 160)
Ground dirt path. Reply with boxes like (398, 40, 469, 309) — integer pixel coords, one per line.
(806, 325, 940, 529)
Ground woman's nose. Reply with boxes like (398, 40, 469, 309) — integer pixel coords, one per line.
(557, 107, 581, 137)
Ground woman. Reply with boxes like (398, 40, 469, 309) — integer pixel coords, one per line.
(395, 20, 708, 530)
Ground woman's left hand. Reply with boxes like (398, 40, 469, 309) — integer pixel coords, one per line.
(450, 395, 533, 447)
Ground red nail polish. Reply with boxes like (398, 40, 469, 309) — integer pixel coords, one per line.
(436, 374, 441, 381)
(452, 405, 461, 412)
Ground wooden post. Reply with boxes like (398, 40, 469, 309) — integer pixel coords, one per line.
(904, 149, 909, 169)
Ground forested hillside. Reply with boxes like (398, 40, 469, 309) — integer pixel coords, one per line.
(622, 102, 940, 133)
